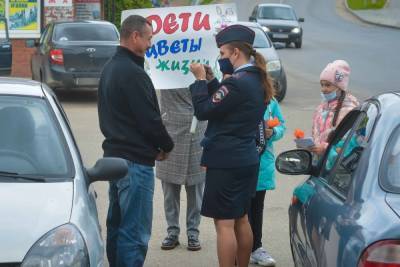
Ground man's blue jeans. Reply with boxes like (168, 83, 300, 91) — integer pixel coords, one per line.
(106, 161, 154, 267)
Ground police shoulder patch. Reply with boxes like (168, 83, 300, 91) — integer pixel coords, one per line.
(212, 86, 230, 103)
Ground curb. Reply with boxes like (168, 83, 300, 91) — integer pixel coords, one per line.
(344, 0, 400, 29)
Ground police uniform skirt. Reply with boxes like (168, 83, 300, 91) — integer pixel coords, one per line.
(201, 164, 259, 219)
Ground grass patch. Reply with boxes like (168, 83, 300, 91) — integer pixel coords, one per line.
(347, 0, 387, 10)
(201, 0, 213, 4)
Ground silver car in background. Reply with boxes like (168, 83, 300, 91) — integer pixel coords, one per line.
(0, 78, 127, 266)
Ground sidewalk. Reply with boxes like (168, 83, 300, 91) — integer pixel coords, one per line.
(345, 0, 400, 29)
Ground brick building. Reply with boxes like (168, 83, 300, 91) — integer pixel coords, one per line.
(0, 0, 102, 77)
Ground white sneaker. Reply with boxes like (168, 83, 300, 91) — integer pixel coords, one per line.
(250, 247, 276, 266)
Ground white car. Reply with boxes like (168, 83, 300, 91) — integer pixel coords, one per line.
(0, 77, 127, 266)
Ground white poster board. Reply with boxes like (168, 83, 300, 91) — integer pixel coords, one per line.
(122, 3, 237, 90)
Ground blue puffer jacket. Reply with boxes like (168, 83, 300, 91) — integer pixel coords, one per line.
(257, 99, 286, 191)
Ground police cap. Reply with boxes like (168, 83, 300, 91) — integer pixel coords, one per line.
(215, 25, 255, 48)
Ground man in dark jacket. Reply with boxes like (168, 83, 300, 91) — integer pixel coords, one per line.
(98, 15, 174, 267)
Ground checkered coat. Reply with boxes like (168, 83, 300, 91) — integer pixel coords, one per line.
(155, 88, 206, 185)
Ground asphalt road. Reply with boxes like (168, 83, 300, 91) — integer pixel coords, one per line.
(60, 89, 302, 267)
(232, 0, 400, 98)
(58, 1, 399, 266)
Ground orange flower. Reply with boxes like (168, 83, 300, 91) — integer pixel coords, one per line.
(294, 129, 305, 139)
(266, 117, 280, 128)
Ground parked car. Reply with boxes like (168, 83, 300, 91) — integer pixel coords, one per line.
(29, 20, 119, 91)
(0, 77, 128, 266)
(228, 21, 287, 102)
(249, 4, 304, 48)
(0, 17, 12, 76)
(276, 92, 400, 266)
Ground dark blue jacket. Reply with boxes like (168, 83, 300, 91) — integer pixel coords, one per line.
(189, 66, 266, 168)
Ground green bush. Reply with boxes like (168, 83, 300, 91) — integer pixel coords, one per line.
(201, 0, 213, 4)
(347, 0, 386, 10)
(0, 0, 5, 17)
(105, 0, 152, 29)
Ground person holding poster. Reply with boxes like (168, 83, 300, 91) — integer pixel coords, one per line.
(189, 25, 273, 267)
(97, 15, 174, 267)
(156, 89, 206, 251)
(120, 2, 237, 256)
(121, 3, 237, 90)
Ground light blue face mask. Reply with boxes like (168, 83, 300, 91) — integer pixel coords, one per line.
(321, 91, 337, 102)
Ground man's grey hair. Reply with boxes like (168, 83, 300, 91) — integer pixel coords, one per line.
(120, 15, 152, 40)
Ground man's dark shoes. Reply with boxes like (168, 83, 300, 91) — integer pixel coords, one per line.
(161, 235, 179, 250)
(187, 236, 201, 251)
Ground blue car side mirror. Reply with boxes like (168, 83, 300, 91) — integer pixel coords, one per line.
(275, 149, 313, 175)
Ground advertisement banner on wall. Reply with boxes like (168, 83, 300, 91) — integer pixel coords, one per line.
(122, 4, 237, 90)
(7, 0, 40, 37)
(9, 0, 38, 30)
(45, 0, 71, 7)
(43, 0, 72, 26)
(74, 0, 100, 20)
(0, 0, 6, 30)
(44, 6, 73, 25)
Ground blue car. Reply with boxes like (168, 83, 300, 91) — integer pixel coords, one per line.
(276, 92, 400, 267)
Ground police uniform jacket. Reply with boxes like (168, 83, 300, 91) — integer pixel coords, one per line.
(189, 65, 266, 168)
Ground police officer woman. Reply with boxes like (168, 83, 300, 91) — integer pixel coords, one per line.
(189, 25, 274, 267)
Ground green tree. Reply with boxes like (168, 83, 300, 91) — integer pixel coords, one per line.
(0, 0, 5, 17)
(105, 0, 152, 29)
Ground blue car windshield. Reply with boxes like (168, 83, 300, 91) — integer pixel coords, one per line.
(0, 96, 74, 179)
(259, 7, 296, 20)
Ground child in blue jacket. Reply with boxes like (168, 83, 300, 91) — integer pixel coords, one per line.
(250, 98, 286, 266)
